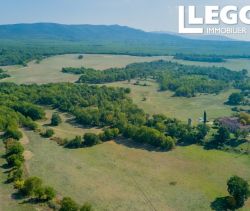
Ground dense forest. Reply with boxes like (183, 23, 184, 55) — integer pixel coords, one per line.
(63, 60, 248, 97)
(174, 54, 225, 63)
(1, 24, 250, 66)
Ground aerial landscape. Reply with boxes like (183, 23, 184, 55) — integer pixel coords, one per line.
(0, 1, 249, 211)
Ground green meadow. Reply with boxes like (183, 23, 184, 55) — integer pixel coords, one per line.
(23, 130, 250, 211)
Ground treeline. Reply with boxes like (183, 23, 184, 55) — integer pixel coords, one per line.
(63, 60, 247, 97)
(158, 75, 227, 97)
(62, 67, 96, 75)
(0, 68, 10, 79)
(174, 54, 225, 63)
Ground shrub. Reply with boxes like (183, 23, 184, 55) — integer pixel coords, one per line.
(83, 133, 100, 147)
(14, 179, 25, 190)
(6, 154, 24, 168)
(65, 136, 82, 149)
(7, 167, 23, 182)
(51, 113, 62, 126)
(41, 129, 54, 138)
(227, 176, 249, 208)
(100, 128, 119, 141)
(5, 127, 23, 140)
(35, 186, 56, 201)
(80, 202, 93, 211)
(21, 177, 43, 197)
(6, 141, 24, 156)
(60, 197, 79, 211)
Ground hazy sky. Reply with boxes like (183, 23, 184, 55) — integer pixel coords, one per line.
(1, 0, 250, 40)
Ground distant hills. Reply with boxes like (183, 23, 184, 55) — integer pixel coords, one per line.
(0, 23, 250, 57)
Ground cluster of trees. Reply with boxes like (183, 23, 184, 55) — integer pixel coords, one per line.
(60, 197, 93, 211)
(174, 54, 225, 63)
(4, 139, 24, 183)
(0, 82, 213, 151)
(226, 176, 249, 209)
(0, 68, 10, 79)
(62, 60, 248, 97)
(62, 67, 97, 75)
(66, 128, 120, 148)
(158, 75, 227, 97)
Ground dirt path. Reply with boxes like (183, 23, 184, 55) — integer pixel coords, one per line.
(20, 129, 33, 175)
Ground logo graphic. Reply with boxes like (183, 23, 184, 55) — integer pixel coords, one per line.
(179, 5, 250, 34)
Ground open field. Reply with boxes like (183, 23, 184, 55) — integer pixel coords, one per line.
(1, 54, 165, 84)
(1, 54, 250, 84)
(104, 80, 245, 122)
(166, 57, 250, 74)
(24, 130, 250, 211)
(37, 109, 102, 139)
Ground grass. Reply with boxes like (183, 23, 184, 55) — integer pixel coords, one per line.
(104, 80, 247, 123)
(1, 54, 165, 84)
(2, 54, 250, 85)
(24, 130, 250, 211)
(37, 109, 102, 139)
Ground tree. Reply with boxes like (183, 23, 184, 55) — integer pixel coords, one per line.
(215, 126, 230, 145)
(6, 154, 24, 168)
(80, 202, 93, 211)
(228, 93, 244, 105)
(41, 129, 54, 138)
(83, 133, 100, 147)
(21, 177, 42, 196)
(60, 197, 79, 211)
(5, 127, 23, 140)
(65, 136, 82, 148)
(227, 176, 249, 208)
(78, 55, 84, 59)
(203, 111, 207, 124)
(51, 113, 62, 126)
(6, 142, 24, 156)
(35, 186, 56, 201)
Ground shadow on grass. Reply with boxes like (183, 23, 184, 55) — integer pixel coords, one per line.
(210, 197, 229, 211)
(11, 191, 27, 200)
(114, 137, 166, 152)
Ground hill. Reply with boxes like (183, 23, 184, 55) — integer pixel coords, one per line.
(1, 23, 250, 66)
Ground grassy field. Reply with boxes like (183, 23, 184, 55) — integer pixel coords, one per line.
(37, 109, 102, 139)
(1, 54, 250, 84)
(1, 54, 165, 84)
(23, 130, 250, 211)
(166, 57, 250, 74)
(104, 80, 243, 123)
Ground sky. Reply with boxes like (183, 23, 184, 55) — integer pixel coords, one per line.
(0, 0, 250, 40)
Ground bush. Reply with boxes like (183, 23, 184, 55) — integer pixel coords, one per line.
(227, 176, 249, 208)
(41, 129, 54, 138)
(5, 127, 23, 140)
(80, 202, 93, 211)
(6, 154, 24, 167)
(21, 177, 43, 196)
(7, 167, 23, 182)
(60, 197, 79, 211)
(83, 133, 100, 147)
(6, 141, 24, 156)
(14, 179, 24, 190)
(100, 128, 119, 141)
(51, 113, 62, 126)
(65, 136, 82, 148)
(35, 186, 56, 201)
